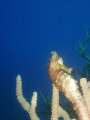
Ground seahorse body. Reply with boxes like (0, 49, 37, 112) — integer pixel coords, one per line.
(47, 51, 90, 120)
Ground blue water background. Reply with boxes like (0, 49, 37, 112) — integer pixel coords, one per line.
(0, 0, 90, 120)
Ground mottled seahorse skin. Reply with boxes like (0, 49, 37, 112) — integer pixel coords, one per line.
(47, 51, 90, 120)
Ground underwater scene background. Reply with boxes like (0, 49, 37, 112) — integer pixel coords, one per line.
(0, 0, 90, 120)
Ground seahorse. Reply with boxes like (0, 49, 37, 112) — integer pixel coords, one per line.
(47, 51, 90, 120)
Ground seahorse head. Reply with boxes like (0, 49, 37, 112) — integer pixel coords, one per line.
(49, 51, 63, 70)
(48, 51, 72, 73)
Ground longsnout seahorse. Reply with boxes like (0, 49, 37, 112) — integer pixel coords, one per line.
(47, 51, 90, 120)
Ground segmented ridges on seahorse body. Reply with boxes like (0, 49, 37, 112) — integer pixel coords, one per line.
(54, 70, 90, 120)
(54, 71, 82, 105)
(54, 70, 80, 101)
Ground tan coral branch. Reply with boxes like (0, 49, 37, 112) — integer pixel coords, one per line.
(80, 78, 90, 115)
(16, 75, 40, 120)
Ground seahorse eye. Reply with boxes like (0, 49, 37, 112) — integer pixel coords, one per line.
(57, 57, 63, 65)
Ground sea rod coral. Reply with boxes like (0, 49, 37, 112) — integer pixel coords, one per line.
(72, 25, 90, 81)
(16, 51, 90, 120)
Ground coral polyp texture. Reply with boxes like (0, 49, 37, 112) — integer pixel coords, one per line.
(16, 51, 90, 120)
